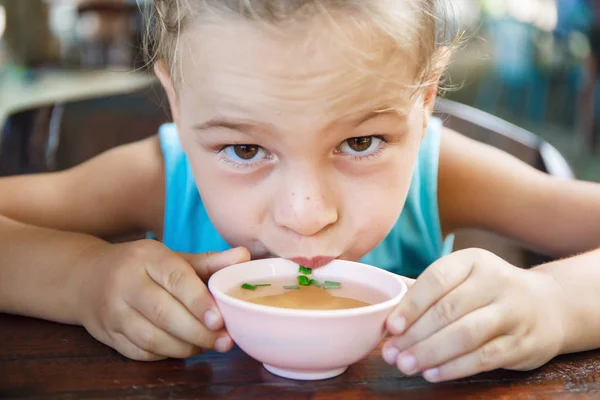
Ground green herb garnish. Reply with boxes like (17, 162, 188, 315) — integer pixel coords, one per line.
(297, 275, 311, 286)
(254, 284, 271, 287)
(324, 285, 341, 290)
(241, 283, 257, 290)
(310, 279, 322, 287)
(324, 280, 340, 287)
(283, 285, 299, 290)
(298, 265, 312, 275)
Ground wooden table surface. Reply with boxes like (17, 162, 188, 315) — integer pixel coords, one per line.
(1, 313, 599, 399)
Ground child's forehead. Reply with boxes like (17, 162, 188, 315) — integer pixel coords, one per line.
(178, 16, 416, 119)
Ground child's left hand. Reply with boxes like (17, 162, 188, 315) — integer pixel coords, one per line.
(382, 248, 568, 382)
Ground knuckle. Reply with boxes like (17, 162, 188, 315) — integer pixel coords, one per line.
(200, 251, 216, 260)
(513, 333, 530, 353)
(458, 319, 480, 347)
(128, 239, 162, 263)
(151, 302, 171, 328)
(399, 296, 420, 322)
(413, 342, 438, 365)
(462, 248, 492, 267)
(165, 267, 190, 294)
(111, 241, 160, 282)
(393, 330, 414, 349)
(137, 328, 158, 353)
(132, 348, 162, 362)
(428, 267, 451, 291)
(402, 295, 418, 312)
(433, 300, 457, 326)
(190, 292, 210, 315)
(463, 247, 490, 259)
(478, 341, 501, 371)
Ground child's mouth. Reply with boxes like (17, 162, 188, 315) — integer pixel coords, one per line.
(286, 256, 336, 269)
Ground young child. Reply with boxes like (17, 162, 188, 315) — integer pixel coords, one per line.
(1, 0, 600, 383)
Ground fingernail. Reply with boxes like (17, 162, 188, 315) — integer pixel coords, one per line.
(397, 354, 418, 374)
(214, 334, 232, 353)
(382, 344, 399, 365)
(388, 316, 406, 334)
(423, 368, 440, 382)
(204, 309, 222, 330)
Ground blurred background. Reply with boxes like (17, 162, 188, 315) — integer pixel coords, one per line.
(0, 0, 599, 181)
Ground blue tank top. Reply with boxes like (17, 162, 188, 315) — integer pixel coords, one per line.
(157, 117, 453, 278)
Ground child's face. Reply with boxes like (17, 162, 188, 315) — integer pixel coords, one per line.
(158, 16, 436, 266)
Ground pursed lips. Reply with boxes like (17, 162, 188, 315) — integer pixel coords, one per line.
(286, 256, 336, 269)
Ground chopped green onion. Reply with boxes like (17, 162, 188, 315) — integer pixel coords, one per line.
(283, 285, 299, 290)
(241, 283, 257, 290)
(324, 285, 341, 290)
(324, 280, 340, 287)
(298, 265, 312, 275)
(297, 275, 311, 286)
(253, 284, 271, 287)
(310, 279, 322, 287)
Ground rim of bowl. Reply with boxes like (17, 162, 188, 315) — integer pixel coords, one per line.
(208, 263, 407, 318)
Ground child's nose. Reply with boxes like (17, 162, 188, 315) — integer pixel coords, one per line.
(274, 173, 338, 237)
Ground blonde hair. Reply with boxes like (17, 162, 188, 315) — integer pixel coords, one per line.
(144, 0, 457, 101)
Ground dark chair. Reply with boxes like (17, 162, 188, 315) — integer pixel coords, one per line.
(0, 81, 169, 175)
(0, 89, 573, 266)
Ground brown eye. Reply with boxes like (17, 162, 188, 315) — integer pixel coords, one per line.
(222, 144, 268, 164)
(339, 136, 383, 156)
(346, 137, 373, 152)
(233, 145, 259, 160)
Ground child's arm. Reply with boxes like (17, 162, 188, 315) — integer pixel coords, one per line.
(437, 128, 600, 257)
(0, 137, 164, 322)
(535, 249, 600, 355)
(0, 137, 250, 360)
(0, 137, 165, 239)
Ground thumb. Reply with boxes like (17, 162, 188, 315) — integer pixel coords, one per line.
(177, 247, 251, 282)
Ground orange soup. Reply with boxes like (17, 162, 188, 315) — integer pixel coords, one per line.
(228, 278, 388, 310)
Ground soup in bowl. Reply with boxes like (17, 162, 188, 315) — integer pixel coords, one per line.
(208, 258, 407, 380)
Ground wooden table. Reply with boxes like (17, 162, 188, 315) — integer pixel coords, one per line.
(1, 313, 599, 399)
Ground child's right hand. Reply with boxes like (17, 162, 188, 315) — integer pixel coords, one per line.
(73, 240, 250, 361)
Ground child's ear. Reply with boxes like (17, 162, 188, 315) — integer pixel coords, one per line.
(154, 61, 180, 125)
(422, 47, 451, 133)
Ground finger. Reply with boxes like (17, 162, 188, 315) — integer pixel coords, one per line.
(145, 256, 223, 331)
(387, 278, 495, 353)
(386, 250, 478, 335)
(177, 247, 251, 281)
(391, 305, 507, 375)
(121, 308, 202, 358)
(111, 332, 166, 362)
(421, 335, 520, 382)
(126, 279, 227, 349)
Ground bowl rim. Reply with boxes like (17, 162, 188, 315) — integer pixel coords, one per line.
(208, 259, 408, 318)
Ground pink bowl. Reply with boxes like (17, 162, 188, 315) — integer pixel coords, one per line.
(208, 258, 407, 380)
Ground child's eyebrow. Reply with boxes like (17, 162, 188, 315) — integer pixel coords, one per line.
(356, 110, 399, 123)
(192, 118, 274, 136)
(347, 108, 407, 126)
(192, 108, 405, 135)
